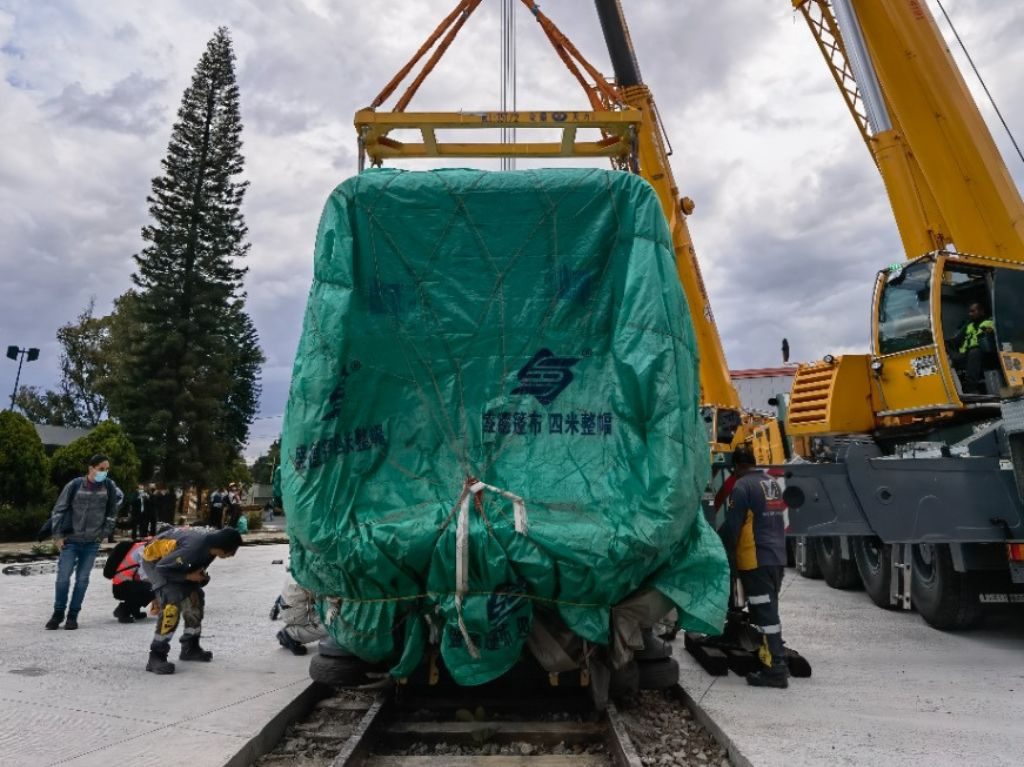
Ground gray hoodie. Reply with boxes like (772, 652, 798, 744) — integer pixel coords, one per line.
(50, 478, 122, 543)
(141, 528, 217, 592)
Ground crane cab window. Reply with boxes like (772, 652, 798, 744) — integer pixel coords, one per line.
(939, 264, 1018, 397)
(994, 268, 1024, 355)
(878, 262, 933, 355)
(938, 266, 990, 344)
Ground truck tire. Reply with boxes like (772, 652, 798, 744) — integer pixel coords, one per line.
(794, 537, 822, 580)
(635, 628, 673, 661)
(852, 536, 894, 609)
(309, 653, 371, 686)
(814, 537, 861, 590)
(609, 660, 640, 698)
(637, 657, 679, 690)
(911, 544, 983, 630)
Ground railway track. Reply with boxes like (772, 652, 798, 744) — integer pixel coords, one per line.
(258, 685, 645, 767)
(256, 682, 731, 767)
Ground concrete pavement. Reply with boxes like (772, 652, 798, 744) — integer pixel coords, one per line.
(676, 571, 1024, 767)
(0, 543, 309, 767)
(4, 541, 1024, 767)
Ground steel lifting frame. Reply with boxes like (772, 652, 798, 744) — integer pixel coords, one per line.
(355, 0, 642, 169)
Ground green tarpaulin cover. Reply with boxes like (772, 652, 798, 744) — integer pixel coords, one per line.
(283, 167, 728, 685)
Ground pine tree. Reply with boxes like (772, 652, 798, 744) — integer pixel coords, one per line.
(111, 27, 263, 485)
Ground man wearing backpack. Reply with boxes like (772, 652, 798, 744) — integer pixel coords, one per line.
(45, 454, 124, 631)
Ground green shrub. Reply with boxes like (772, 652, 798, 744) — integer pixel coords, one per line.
(0, 505, 51, 543)
(50, 421, 141, 492)
(245, 510, 264, 531)
(0, 411, 49, 507)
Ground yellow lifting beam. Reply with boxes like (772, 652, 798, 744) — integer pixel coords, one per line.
(355, 108, 641, 165)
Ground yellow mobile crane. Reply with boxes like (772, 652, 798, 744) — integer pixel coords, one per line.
(781, 0, 1024, 628)
(353, 0, 784, 459)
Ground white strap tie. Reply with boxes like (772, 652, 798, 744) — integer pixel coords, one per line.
(453, 478, 529, 659)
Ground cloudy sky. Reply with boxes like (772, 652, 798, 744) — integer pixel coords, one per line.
(2, 0, 1022, 458)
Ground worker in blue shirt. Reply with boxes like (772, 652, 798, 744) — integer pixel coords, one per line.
(719, 445, 789, 688)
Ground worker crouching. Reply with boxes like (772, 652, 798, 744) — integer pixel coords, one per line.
(720, 445, 790, 689)
(141, 527, 242, 675)
(104, 539, 155, 622)
(271, 571, 327, 655)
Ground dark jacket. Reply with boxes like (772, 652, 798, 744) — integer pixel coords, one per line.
(141, 528, 220, 592)
(130, 491, 149, 517)
(720, 470, 787, 571)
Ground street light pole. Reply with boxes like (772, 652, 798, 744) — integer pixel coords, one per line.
(6, 345, 40, 411)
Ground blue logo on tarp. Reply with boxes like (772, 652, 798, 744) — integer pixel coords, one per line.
(322, 361, 361, 421)
(511, 348, 580, 405)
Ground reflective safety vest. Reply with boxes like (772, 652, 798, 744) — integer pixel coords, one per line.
(960, 319, 994, 353)
(111, 541, 147, 585)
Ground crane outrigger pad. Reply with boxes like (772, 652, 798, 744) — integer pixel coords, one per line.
(282, 167, 729, 686)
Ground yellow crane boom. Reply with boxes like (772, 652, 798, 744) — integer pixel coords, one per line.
(787, 0, 1024, 436)
(795, 0, 1024, 262)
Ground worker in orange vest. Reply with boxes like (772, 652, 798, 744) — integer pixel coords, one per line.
(104, 539, 155, 623)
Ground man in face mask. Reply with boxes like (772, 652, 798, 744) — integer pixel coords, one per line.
(46, 454, 122, 631)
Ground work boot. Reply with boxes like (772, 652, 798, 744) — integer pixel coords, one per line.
(45, 610, 64, 630)
(64, 612, 79, 631)
(179, 636, 213, 662)
(146, 649, 175, 675)
(746, 663, 790, 689)
(132, 611, 148, 621)
(277, 629, 307, 656)
(113, 603, 135, 623)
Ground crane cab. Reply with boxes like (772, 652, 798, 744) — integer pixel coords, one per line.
(787, 253, 1024, 437)
(870, 254, 1024, 417)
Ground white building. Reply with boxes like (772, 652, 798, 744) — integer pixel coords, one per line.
(730, 367, 798, 414)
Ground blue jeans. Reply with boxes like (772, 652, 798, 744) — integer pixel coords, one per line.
(53, 541, 100, 615)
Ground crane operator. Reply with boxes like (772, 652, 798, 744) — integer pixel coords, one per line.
(949, 302, 996, 394)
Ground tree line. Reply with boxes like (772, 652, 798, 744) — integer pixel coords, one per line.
(8, 27, 264, 493)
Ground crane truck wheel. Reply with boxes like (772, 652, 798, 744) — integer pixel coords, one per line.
(814, 537, 862, 590)
(910, 544, 983, 630)
(852, 536, 895, 609)
(794, 537, 823, 580)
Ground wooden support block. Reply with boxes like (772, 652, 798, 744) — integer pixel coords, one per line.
(684, 635, 729, 676)
(364, 756, 608, 766)
(722, 648, 757, 677)
(382, 721, 603, 747)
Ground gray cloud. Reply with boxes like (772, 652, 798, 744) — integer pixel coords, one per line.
(44, 71, 166, 135)
(1, 0, 1022, 459)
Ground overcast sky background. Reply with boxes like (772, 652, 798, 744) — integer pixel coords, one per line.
(2, 0, 1022, 459)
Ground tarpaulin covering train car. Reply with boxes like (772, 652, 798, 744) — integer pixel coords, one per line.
(282, 167, 728, 685)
